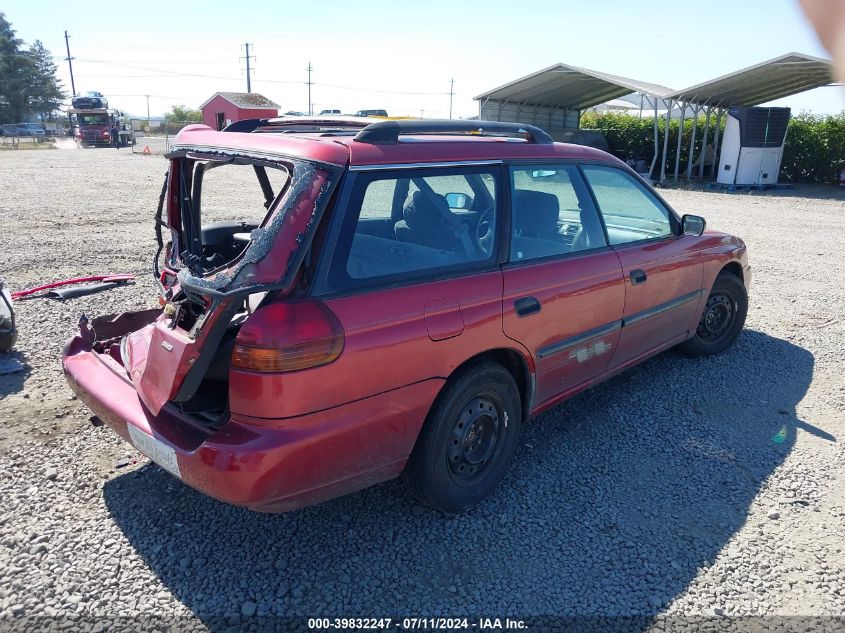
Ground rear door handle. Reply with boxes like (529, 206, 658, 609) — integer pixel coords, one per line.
(630, 269, 648, 285)
(514, 296, 541, 317)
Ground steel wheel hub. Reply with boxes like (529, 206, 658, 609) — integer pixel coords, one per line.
(448, 397, 500, 482)
(698, 291, 733, 340)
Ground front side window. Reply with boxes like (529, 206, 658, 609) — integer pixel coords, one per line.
(581, 165, 674, 245)
(509, 165, 607, 262)
(321, 167, 498, 292)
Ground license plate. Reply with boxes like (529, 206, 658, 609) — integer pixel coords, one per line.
(127, 424, 181, 478)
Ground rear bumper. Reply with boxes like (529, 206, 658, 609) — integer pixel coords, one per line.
(62, 340, 442, 512)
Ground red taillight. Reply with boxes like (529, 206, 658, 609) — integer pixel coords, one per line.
(231, 299, 344, 372)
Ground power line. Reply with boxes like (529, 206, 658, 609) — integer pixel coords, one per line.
(75, 57, 233, 65)
(72, 59, 453, 95)
(70, 59, 473, 113)
(64, 30, 76, 95)
(312, 82, 449, 96)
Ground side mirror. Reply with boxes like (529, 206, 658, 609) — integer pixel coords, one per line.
(681, 214, 706, 237)
(445, 192, 471, 210)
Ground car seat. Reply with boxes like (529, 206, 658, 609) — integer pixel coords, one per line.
(512, 190, 561, 241)
(395, 190, 469, 254)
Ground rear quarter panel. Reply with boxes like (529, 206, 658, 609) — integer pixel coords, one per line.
(228, 270, 531, 421)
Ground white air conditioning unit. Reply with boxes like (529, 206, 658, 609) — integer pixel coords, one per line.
(717, 107, 790, 185)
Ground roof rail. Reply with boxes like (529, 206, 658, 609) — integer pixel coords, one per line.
(223, 116, 373, 135)
(353, 119, 554, 145)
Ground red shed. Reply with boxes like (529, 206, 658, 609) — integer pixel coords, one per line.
(200, 92, 280, 130)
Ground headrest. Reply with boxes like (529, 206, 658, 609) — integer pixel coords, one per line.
(403, 190, 453, 229)
(513, 190, 560, 235)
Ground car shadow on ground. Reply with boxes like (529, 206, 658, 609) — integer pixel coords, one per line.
(0, 350, 29, 400)
(104, 330, 823, 629)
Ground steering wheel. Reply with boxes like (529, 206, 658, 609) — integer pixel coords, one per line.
(476, 207, 495, 256)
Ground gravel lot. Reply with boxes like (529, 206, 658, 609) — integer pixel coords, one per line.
(0, 147, 844, 631)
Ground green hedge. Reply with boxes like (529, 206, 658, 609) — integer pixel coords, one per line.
(579, 111, 845, 184)
(780, 113, 845, 183)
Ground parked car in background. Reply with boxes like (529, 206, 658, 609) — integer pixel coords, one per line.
(63, 118, 751, 516)
(3, 123, 46, 137)
(355, 109, 388, 117)
(72, 91, 108, 110)
(318, 109, 341, 115)
(283, 111, 307, 116)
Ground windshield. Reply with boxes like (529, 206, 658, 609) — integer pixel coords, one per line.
(78, 114, 108, 126)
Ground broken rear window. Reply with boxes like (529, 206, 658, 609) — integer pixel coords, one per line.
(169, 158, 291, 276)
(163, 151, 339, 296)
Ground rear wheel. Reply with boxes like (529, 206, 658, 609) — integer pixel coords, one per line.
(680, 272, 747, 357)
(403, 362, 521, 515)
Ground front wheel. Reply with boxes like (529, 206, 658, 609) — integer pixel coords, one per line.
(680, 272, 748, 357)
(403, 362, 522, 515)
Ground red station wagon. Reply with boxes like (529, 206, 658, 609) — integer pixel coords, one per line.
(62, 118, 751, 514)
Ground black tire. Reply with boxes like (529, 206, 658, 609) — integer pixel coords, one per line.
(403, 361, 522, 515)
(0, 317, 16, 353)
(680, 272, 748, 357)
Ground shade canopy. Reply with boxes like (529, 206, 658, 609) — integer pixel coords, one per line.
(666, 53, 834, 107)
(475, 63, 674, 111)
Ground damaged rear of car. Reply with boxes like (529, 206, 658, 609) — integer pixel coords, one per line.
(62, 124, 348, 509)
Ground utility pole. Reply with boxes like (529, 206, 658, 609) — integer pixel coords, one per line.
(449, 78, 455, 119)
(64, 30, 76, 96)
(145, 95, 150, 126)
(306, 63, 313, 115)
(241, 43, 255, 93)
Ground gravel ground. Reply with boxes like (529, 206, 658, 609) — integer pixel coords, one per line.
(0, 147, 844, 631)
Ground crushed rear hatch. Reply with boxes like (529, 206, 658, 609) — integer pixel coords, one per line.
(125, 131, 345, 417)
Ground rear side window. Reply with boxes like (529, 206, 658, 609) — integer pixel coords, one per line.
(509, 165, 607, 262)
(359, 179, 397, 219)
(317, 167, 499, 293)
(581, 166, 673, 245)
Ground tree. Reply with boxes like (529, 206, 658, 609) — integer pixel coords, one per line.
(0, 13, 65, 122)
(26, 40, 64, 121)
(0, 12, 31, 122)
(164, 104, 202, 123)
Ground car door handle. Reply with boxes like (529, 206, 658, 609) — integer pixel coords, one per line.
(514, 296, 541, 317)
(630, 269, 648, 285)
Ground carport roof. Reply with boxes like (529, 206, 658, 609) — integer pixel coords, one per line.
(474, 63, 674, 111)
(666, 52, 835, 107)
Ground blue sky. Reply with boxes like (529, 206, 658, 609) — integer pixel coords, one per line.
(4, 0, 843, 118)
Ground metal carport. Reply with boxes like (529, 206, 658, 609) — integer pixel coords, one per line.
(475, 53, 836, 184)
(475, 63, 673, 177)
(661, 52, 835, 183)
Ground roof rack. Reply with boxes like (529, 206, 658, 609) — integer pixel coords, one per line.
(353, 119, 554, 145)
(223, 116, 372, 135)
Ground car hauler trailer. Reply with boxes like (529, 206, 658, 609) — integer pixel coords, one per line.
(69, 108, 135, 147)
